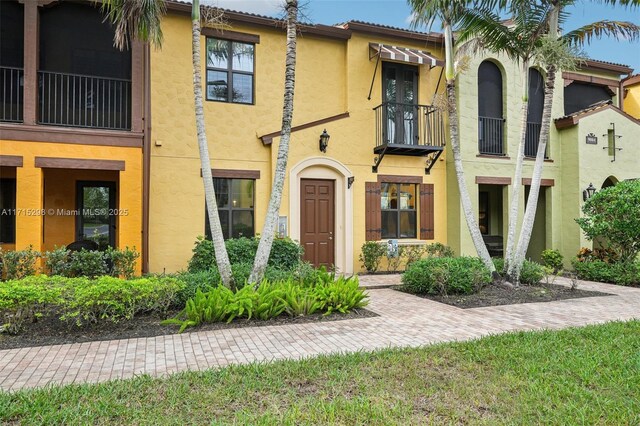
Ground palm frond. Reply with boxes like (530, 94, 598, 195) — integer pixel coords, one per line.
(564, 20, 640, 46)
(100, 0, 166, 50)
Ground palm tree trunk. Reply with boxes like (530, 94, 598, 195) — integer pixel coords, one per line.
(249, 0, 298, 284)
(504, 61, 530, 281)
(191, 0, 233, 288)
(444, 24, 495, 275)
(508, 64, 556, 281)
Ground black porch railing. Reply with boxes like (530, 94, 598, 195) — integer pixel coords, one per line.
(374, 102, 445, 148)
(525, 121, 549, 158)
(478, 116, 505, 155)
(38, 70, 131, 130)
(1, 66, 24, 123)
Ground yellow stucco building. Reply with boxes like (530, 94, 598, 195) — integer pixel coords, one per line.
(623, 74, 640, 119)
(148, 5, 449, 273)
(0, 1, 145, 272)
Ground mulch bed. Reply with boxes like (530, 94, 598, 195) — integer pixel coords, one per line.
(0, 309, 378, 351)
(397, 282, 611, 309)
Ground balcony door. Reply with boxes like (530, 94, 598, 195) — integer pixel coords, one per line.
(382, 62, 418, 145)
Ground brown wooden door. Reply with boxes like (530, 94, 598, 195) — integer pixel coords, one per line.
(300, 179, 335, 268)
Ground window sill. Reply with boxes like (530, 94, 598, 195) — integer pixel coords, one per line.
(476, 154, 511, 160)
(524, 157, 554, 162)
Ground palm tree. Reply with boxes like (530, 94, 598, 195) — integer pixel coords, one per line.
(509, 0, 640, 282)
(190, 0, 234, 288)
(249, 0, 299, 284)
(457, 2, 561, 284)
(409, 0, 497, 274)
(101, 0, 234, 287)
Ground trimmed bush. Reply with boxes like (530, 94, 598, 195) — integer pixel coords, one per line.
(492, 258, 545, 285)
(173, 270, 221, 306)
(359, 241, 386, 273)
(187, 236, 303, 273)
(541, 249, 564, 274)
(572, 259, 639, 286)
(424, 242, 455, 258)
(0, 277, 64, 334)
(163, 276, 368, 332)
(0, 276, 184, 333)
(402, 257, 491, 296)
(0, 246, 40, 280)
(43, 247, 140, 278)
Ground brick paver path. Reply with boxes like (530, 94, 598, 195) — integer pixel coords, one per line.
(1, 276, 638, 391)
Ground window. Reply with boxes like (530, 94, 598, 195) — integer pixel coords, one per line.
(478, 60, 504, 155)
(526, 68, 545, 157)
(206, 38, 254, 104)
(564, 82, 612, 115)
(381, 183, 416, 239)
(0, 178, 16, 244)
(205, 178, 254, 239)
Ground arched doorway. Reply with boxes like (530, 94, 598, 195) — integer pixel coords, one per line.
(593, 176, 618, 249)
(290, 157, 353, 274)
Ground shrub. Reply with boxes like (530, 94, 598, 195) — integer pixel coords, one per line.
(541, 249, 564, 274)
(359, 241, 386, 273)
(173, 270, 221, 306)
(575, 247, 619, 264)
(575, 179, 640, 263)
(0, 276, 183, 332)
(60, 276, 183, 326)
(106, 246, 139, 278)
(67, 249, 107, 278)
(44, 247, 71, 276)
(163, 276, 368, 332)
(187, 236, 303, 273)
(402, 257, 491, 296)
(492, 258, 544, 285)
(400, 245, 425, 268)
(188, 236, 216, 273)
(571, 259, 639, 286)
(0, 246, 40, 280)
(0, 276, 64, 334)
(424, 242, 455, 258)
(518, 260, 545, 285)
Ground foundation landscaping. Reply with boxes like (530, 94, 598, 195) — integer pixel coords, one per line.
(0, 237, 371, 350)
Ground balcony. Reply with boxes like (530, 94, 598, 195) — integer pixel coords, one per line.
(478, 116, 505, 156)
(373, 102, 446, 173)
(1, 66, 24, 123)
(525, 121, 549, 158)
(38, 71, 131, 131)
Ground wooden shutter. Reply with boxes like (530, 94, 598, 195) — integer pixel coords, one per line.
(365, 182, 382, 241)
(420, 183, 434, 240)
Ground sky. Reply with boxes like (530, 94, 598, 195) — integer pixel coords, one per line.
(209, 0, 640, 73)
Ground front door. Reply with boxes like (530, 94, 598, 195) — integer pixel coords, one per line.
(300, 179, 335, 268)
(76, 181, 116, 249)
(382, 62, 419, 145)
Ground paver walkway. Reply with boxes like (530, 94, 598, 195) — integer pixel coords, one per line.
(1, 276, 638, 392)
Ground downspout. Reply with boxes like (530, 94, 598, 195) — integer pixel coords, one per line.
(142, 43, 151, 273)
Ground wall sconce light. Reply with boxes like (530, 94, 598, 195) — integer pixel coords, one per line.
(347, 176, 355, 189)
(582, 182, 596, 201)
(319, 129, 330, 153)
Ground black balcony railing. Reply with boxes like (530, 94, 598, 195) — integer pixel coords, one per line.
(1, 66, 24, 123)
(478, 116, 505, 155)
(374, 102, 445, 149)
(525, 121, 548, 158)
(38, 71, 131, 130)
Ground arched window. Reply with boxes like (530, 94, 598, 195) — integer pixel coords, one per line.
(478, 61, 504, 155)
(526, 68, 545, 157)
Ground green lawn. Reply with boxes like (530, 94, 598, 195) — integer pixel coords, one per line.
(2, 321, 639, 425)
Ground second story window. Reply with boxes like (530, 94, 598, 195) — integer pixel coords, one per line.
(478, 60, 505, 156)
(206, 38, 254, 104)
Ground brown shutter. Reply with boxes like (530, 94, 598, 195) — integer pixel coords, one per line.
(420, 183, 434, 240)
(365, 182, 382, 241)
